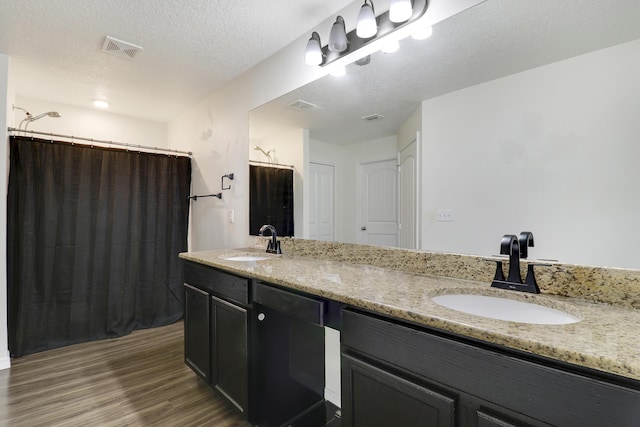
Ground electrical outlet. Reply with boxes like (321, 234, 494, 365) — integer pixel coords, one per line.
(436, 209, 454, 222)
(228, 209, 235, 223)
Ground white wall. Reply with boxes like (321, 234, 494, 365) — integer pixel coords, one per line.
(12, 96, 168, 148)
(397, 105, 422, 152)
(167, 29, 338, 250)
(0, 53, 11, 369)
(421, 39, 640, 268)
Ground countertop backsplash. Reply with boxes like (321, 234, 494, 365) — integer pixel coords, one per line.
(253, 237, 640, 310)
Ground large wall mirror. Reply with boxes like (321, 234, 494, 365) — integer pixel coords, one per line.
(250, 0, 640, 270)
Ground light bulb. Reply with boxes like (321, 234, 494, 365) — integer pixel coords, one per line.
(356, 1, 377, 39)
(389, 0, 413, 23)
(305, 32, 322, 65)
(381, 40, 400, 54)
(330, 65, 346, 77)
(328, 16, 348, 52)
(411, 25, 433, 40)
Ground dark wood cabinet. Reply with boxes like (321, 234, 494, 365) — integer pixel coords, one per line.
(210, 294, 248, 413)
(183, 261, 251, 417)
(341, 308, 640, 427)
(182, 261, 331, 426)
(184, 283, 211, 382)
(342, 353, 455, 427)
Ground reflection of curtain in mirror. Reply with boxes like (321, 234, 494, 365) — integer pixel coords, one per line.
(249, 165, 294, 236)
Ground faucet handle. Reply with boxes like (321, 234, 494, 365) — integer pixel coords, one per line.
(523, 263, 551, 293)
(483, 258, 506, 284)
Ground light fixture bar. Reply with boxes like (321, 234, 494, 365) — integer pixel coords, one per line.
(319, 0, 429, 68)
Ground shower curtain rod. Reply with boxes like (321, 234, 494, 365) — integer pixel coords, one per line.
(7, 127, 193, 156)
(249, 159, 294, 169)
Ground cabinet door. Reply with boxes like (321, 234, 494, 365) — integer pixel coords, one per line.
(342, 354, 456, 427)
(184, 283, 210, 382)
(211, 295, 248, 413)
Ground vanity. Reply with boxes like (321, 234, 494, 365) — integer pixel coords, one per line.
(180, 243, 640, 426)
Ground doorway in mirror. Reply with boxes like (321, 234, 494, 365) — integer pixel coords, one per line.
(357, 159, 398, 247)
(399, 139, 418, 249)
(309, 162, 335, 241)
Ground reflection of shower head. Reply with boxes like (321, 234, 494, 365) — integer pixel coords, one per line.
(29, 111, 61, 121)
(253, 146, 274, 163)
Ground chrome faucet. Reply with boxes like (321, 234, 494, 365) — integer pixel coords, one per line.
(259, 224, 281, 254)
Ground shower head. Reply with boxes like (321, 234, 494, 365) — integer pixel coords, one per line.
(18, 110, 61, 130)
(29, 111, 61, 121)
(254, 146, 274, 162)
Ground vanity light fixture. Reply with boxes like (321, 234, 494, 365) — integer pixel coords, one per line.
(328, 16, 348, 52)
(304, 0, 429, 69)
(356, 0, 377, 39)
(389, 0, 414, 23)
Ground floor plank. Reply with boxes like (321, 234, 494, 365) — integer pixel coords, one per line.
(0, 321, 251, 427)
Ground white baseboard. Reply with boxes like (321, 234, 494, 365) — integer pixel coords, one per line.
(324, 387, 341, 408)
(0, 356, 11, 370)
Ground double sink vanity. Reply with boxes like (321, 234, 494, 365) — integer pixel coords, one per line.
(180, 239, 640, 426)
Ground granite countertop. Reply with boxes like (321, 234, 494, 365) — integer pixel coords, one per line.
(180, 248, 640, 382)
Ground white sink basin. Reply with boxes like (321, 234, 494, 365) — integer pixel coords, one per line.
(222, 255, 270, 262)
(431, 294, 580, 325)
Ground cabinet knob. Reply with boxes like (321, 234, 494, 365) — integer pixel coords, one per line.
(361, 226, 367, 231)
(257, 313, 266, 321)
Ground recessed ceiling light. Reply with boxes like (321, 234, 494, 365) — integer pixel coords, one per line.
(92, 99, 110, 108)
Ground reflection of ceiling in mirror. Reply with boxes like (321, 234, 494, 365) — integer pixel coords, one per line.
(251, 0, 640, 146)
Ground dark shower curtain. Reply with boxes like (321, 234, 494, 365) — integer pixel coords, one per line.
(249, 165, 294, 236)
(7, 136, 191, 357)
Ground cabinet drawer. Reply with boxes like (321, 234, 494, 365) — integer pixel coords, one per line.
(183, 260, 249, 306)
(253, 282, 324, 325)
(342, 309, 640, 427)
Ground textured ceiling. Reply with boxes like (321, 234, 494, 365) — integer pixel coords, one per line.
(0, 0, 353, 122)
(251, 0, 640, 145)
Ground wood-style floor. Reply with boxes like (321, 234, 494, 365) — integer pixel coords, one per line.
(0, 321, 251, 427)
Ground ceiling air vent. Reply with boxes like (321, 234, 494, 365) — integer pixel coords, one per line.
(286, 100, 317, 112)
(361, 113, 384, 122)
(101, 36, 143, 60)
